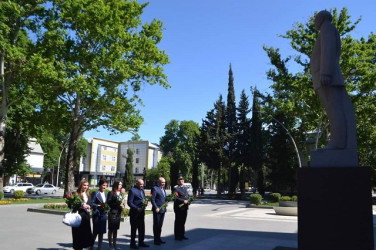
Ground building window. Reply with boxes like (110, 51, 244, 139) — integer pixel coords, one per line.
(111, 166, 115, 171)
(101, 165, 106, 171)
(102, 155, 106, 161)
(136, 148, 140, 154)
(135, 167, 139, 174)
(112, 156, 116, 161)
(136, 158, 139, 163)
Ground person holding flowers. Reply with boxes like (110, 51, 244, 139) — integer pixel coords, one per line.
(70, 179, 94, 250)
(106, 181, 125, 250)
(151, 177, 167, 245)
(91, 178, 109, 250)
(127, 179, 149, 249)
(173, 174, 190, 241)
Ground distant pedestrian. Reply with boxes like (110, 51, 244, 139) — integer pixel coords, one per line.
(72, 179, 94, 250)
(151, 177, 167, 245)
(127, 179, 149, 249)
(107, 181, 125, 250)
(174, 174, 190, 241)
(91, 178, 108, 250)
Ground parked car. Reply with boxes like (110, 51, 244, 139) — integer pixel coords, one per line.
(183, 183, 193, 196)
(3, 183, 34, 194)
(30, 184, 58, 195)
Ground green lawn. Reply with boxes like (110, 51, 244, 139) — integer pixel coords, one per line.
(1, 197, 65, 205)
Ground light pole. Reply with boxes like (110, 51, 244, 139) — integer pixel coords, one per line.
(256, 110, 302, 168)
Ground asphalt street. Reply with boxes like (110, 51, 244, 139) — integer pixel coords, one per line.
(1, 190, 375, 250)
(0, 197, 300, 250)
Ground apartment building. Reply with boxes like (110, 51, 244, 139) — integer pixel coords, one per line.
(80, 138, 162, 187)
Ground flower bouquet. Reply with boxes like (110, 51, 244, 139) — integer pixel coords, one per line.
(65, 193, 83, 211)
(98, 202, 110, 214)
(158, 192, 177, 210)
(180, 195, 196, 207)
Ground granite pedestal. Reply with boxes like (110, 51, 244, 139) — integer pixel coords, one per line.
(298, 167, 374, 250)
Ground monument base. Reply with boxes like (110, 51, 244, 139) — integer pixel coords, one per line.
(298, 167, 374, 250)
(310, 149, 358, 167)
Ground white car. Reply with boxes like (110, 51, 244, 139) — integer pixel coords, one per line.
(31, 184, 58, 195)
(3, 183, 34, 193)
(183, 183, 193, 196)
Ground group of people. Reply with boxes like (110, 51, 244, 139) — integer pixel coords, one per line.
(70, 174, 192, 250)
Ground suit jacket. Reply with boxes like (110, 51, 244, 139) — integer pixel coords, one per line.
(127, 186, 146, 211)
(91, 190, 108, 216)
(310, 20, 344, 91)
(151, 185, 166, 213)
(174, 185, 190, 211)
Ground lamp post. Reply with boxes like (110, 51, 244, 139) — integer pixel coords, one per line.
(256, 110, 302, 168)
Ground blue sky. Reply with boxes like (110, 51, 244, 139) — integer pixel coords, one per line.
(84, 0, 376, 144)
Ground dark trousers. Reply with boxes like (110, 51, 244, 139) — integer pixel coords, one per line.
(174, 209, 187, 239)
(153, 211, 165, 242)
(130, 210, 145, 244)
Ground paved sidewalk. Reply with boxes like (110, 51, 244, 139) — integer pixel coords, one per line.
(1, 199, 375, 249)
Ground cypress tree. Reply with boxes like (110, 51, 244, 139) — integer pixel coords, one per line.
(226, 64, 238, 197)
(123, 148, 134, 191)
(250, 88, 265, 195)
(236, 89, 251, 195)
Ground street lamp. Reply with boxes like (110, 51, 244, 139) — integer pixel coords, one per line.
(256, 110, 302, 168)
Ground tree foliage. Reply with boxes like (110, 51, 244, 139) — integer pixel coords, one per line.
(123, 147, 134, 191)
(26, 0, 170, 195)
(159, 120, 200, 187)
(263, 8, 376, 176)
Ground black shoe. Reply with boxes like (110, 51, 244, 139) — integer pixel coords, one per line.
(159, 240, 166, 244)
(154, 241, 161, 245)
(139, 243, 150, 248)
(175, 237, 183, 241)
(182, 236, 189, 240)
(130, 244, 139, 249)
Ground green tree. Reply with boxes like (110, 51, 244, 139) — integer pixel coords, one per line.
(199, 95, 228, 196)
(123, 148, 134, 192)
(264, 8, 376, 180)
(236, 89, 251, 195)
(0, 0, 48, 190)
(146, 155, 171, 188)
(250, 88, 265, 195)
(225, 64, 238, 197)
(31, 0, 169, 195)
(160, 120, 200, 188)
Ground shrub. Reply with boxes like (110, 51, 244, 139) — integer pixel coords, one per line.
(280, 196, 292, 201)
(0, 191, 4, 200)
(89, 188, 109, 195)
(250, 194, 262, 205)
(291, 195, 298, 202)
(14, 190, 25, 199)
(269, 193, 281, 202)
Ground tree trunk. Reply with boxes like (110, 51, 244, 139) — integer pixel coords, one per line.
(64, 122, 81, 197)
(0, 52, 8, 192)
(216, 164, 221, 196)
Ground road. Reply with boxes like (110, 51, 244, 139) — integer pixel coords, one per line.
(0, 197, 299, 250)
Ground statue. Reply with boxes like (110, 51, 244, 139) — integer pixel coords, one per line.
(310, 10, 357, 150)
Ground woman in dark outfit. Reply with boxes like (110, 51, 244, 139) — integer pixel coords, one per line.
(72, 179, 94, 250)
(107, 181, 125, 250)
(91, 178, 108, 250)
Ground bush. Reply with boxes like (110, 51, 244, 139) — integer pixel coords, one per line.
(250, 194, 262, 205)
(291, 195, 298, 202)
(280, 196, 292, 201)
(0, 191, 4, 200)
(269, 193, 281, 202)
(14, 190, 25, 199)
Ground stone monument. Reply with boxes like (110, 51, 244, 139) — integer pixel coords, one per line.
(310, 10, 358, 167)
(298, 10, 374, 250)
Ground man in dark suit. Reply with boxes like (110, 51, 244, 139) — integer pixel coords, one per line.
(151, 177, 167, 245)
(173, 174, 190, 241)
(127, 179, 149, 249)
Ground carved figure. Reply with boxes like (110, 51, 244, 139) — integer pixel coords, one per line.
(310, 10, 357, 150)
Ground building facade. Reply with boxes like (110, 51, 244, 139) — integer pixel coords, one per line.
(80, 138, 162, 187)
